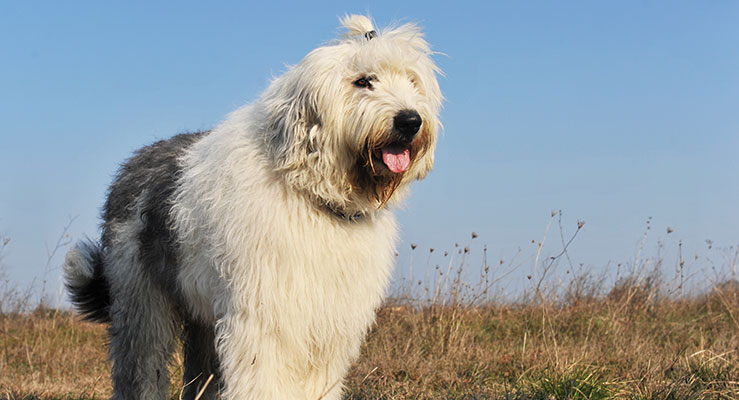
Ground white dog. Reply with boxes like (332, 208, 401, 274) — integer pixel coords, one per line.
(64, 15, 441, 400)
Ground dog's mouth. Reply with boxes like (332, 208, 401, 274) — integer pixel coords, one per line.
(372, 144, 411, 174)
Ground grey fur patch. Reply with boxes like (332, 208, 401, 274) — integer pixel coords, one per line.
(103, 131, 208, 297)
(106, 273, 179, 400)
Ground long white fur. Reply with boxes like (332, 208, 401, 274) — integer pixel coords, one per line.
(170, 15, 441, 399)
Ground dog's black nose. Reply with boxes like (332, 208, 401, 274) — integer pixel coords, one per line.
(393, 110, 422, 140)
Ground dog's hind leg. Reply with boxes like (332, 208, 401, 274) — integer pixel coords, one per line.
(104, 225, 180, 400)
(181, 320, 221, 400)
(107, 280, 179, 400)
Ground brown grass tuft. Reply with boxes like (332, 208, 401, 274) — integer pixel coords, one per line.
(0, 309, 111, 399)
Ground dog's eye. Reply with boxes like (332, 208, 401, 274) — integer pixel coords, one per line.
(353, 77, 372, 89)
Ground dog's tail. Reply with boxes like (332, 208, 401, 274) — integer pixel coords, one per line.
(63, 239, 111, 323)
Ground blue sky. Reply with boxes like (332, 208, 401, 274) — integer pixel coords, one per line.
(1, 2, 738, 301)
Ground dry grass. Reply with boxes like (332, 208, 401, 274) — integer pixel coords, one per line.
(345, 287, 739, 399)
(1, 285, 736, 399)
(1, 219, 737, 399)
(0, 309, 110, 399)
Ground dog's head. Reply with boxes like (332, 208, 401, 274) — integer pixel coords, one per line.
(261, 15, 443, 217)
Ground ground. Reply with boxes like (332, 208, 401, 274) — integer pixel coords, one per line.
(2, 283, 737, 399)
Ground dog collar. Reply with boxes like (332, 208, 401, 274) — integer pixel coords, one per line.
(324, 203, 364, 222)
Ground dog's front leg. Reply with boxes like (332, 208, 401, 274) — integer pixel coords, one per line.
(215, 309, 306, 400)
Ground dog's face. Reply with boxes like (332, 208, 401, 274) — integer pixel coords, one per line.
(262, 15, 442, 214)
(342, 34, 442, 207)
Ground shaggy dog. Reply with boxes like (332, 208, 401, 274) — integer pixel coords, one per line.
(63, 15, 441, 400)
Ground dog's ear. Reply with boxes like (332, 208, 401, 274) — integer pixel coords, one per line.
(260, 58, 353, 207)
(263, 75, 318, 167)
(261, 50, 344, 172)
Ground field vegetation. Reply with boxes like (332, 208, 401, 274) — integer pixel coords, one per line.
(1, 216, 737, 399)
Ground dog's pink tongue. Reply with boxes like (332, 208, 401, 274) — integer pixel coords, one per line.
(381, 146, 410, 173)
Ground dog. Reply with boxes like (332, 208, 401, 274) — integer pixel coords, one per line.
(64, 15, 441, 400)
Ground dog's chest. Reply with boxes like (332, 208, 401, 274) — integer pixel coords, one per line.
(259, 214, 397, 364)
(271, 212, 397, 318)
(178, 207, 398, 334)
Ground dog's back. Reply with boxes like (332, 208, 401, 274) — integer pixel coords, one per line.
(65, 132, 207, 320)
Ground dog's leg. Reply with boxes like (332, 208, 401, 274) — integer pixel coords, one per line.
(106, 264, 179, 400)
(181, 320, 221, 400)
(215, 311, 303, 400)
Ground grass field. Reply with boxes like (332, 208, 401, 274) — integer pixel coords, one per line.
(1, 226, 738, 399)
(1, 286, 737, 399)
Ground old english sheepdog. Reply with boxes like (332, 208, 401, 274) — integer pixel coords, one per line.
(63, 15, 442, 400)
